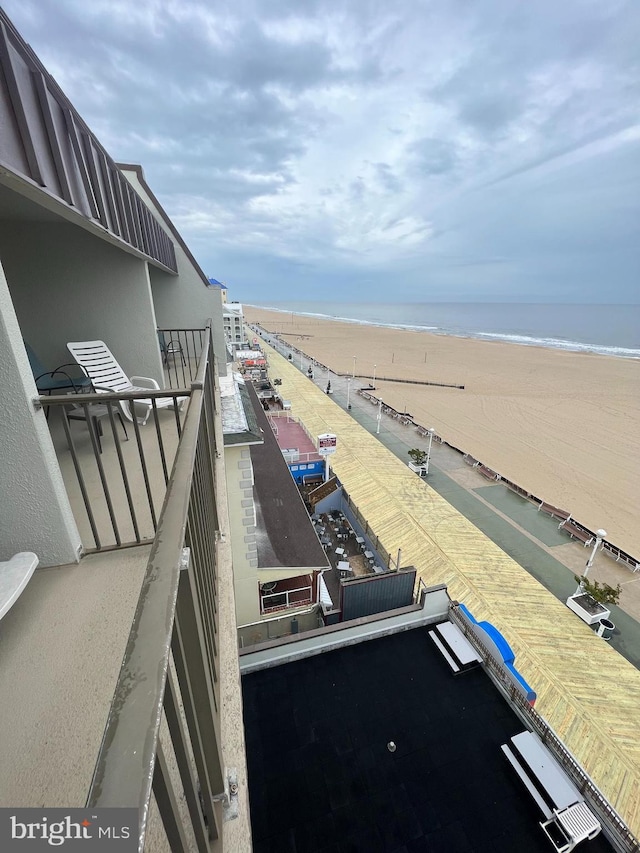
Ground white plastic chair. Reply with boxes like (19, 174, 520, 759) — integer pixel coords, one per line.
(67, 340, 186, 425)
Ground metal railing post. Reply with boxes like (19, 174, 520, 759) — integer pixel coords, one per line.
(152, 739, 191, 853)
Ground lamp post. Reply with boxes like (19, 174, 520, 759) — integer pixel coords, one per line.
(576, 528, 606, 593)
(373, 364, 377, 386)
(585, 527, 607, 574)
(346, 377, 352, 410)
(376, 399, 382, 434)
(352, 356, 356, 380)
(425, 427, 436, 474)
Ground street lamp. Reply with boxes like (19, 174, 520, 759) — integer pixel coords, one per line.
(576, 528, 607, 593)
(425, 427, 436, 474)
(352, 356, 356, 380)
(376, 398, 382, 434)
(373, 364, 377, 386)
(585, 528, 607, 572)
(346, 377, 352, 410)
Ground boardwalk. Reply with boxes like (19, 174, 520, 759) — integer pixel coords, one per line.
(267, 344, 640, 837)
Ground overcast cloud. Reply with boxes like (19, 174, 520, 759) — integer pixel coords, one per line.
(6, 0, 639, 302)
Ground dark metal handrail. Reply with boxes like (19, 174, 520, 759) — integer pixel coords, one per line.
(158, 327, 207, 389)
(38, 382, 193, 552)
(40, 387, 191, 405)
(36, 329, 208, 553)
(86, 322, 225, 850)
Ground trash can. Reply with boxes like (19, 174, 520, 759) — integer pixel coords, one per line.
(597, 619, 615, 640)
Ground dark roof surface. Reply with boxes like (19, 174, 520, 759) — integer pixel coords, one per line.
(222, 381, 264, 447)
(242, 627, 613, 853)
(248, 384, 329, 571)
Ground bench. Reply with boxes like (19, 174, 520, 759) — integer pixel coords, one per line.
(560, 522, 593, 547)
(1, 552, 39, 620)
(428, 621, 482, 674)
(538, 502, 571, 522)
(478, 465, 499, 481)
(463, 454, 479, 467)
(501, 731, 600, 851)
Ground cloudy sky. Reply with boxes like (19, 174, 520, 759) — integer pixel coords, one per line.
(6, 0, 639, 302)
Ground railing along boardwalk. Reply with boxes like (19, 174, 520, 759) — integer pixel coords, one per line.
(86, 325, 227, 851)
(37, 327, 205, 552)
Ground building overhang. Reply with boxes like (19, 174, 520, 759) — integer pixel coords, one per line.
(0, 10, 177, 273)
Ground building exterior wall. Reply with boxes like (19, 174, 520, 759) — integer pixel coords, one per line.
(224, 445, 260, 626)
(0, 221, 163, 384)
(223, 304, 245, 346)
(121, 168, 228, 373)
(0, 261, 82, 566)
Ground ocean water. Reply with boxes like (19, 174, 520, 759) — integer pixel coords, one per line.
(249, 302, 640, 358)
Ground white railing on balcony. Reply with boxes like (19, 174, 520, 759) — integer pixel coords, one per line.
(260, 584, 313, 615)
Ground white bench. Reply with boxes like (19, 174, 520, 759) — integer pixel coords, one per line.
(429, 620, 482, 673)
(1, 552, 39, 620)
(502, 731, 601, 851)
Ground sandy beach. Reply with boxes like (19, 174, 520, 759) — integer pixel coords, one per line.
(244, 306, 640, 557)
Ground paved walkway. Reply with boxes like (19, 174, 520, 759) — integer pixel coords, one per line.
(261, 335, 640, 837)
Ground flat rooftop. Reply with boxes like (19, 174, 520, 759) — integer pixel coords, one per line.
(247, 384, 328, 571)
(242, 627, 613, 853)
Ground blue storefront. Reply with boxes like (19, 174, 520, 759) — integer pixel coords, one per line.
(288, 460, 325, 484)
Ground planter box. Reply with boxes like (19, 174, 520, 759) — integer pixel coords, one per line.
(408, 462, 427, 477)
(566, 593, 610, 626)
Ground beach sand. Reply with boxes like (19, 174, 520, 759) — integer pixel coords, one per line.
(244, 306, 640, 557)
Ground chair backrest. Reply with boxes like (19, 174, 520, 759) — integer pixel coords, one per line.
(67, 341, 133, 393)
(23, 341, 46, 379)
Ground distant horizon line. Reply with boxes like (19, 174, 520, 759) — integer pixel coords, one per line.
(243, 299, 640, 306)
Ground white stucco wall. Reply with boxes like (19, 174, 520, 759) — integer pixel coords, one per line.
(0, 222, 163, 384)
(120, 169, 227, 373)
(0, 261, 82, 567)
(224, 445, 261, 625)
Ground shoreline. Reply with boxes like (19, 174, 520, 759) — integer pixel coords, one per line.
(245, 303, 640, 360)
(244, 305, 640, 557)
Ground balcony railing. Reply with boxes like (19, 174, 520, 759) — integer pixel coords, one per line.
(158, 327, 207, 389)
(85, 324, 228, 850)
(260, 584, 313, 615)
(37, 327, 207, 552)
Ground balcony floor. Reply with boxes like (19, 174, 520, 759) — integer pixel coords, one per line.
(0, 546, 149, 807)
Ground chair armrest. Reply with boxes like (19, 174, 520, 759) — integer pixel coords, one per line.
(35, 368, 82, 393)
(130, 376, 161, 390)
(53, 362, 90, 376)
